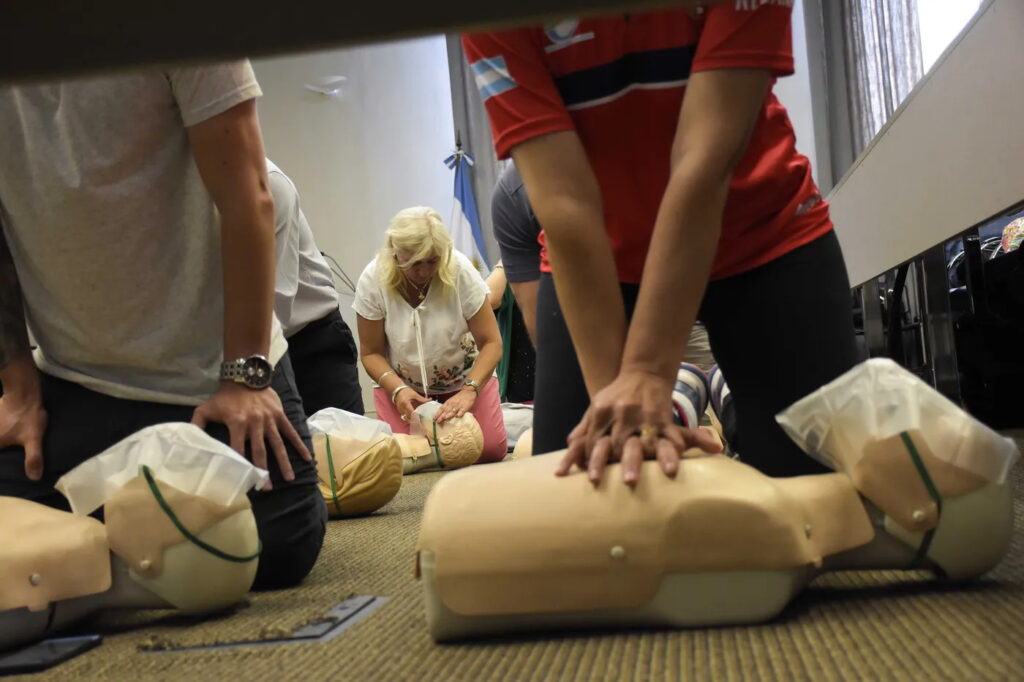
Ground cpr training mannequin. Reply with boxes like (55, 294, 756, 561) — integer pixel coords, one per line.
(394, 401, 486, 475)
(0, 424, 266, 651)
(307, 408, 403, 518)
(416, 359, 1020, 641)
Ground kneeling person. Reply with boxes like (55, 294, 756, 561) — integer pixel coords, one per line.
(0, 62, 326, 590)
(267, 158, 364, 416)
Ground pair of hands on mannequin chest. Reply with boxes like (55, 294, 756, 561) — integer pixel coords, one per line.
(395, 385, 478, 425)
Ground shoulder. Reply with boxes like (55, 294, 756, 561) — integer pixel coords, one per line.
(356, 259, 381, 291)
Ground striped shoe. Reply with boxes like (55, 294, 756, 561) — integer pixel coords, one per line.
(672, 362, 710, 429)
(708, 364, 737, 451)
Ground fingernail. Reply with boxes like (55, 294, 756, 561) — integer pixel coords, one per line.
(286, 472, 295, 481)
(263, 481, 273, 492)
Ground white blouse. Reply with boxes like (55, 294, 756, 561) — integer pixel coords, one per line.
(353, 249, 489, 396)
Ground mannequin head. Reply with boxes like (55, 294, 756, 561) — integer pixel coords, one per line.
(420, 409, 484, 469)
(312, 432, 403, 517)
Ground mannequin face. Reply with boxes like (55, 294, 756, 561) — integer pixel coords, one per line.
(396, 249, 440, 287)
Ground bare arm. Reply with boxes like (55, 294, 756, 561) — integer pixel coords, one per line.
(0, 228, 46, 480)
(511, 131, 623, 394)
(0, 231, 30, 371)
(356, 314, 407, 397)
(508, 279, 538, 346)
(622, 69, 772, 379)
(465, 301, 502, 387)
(435, 301, 503, 424)
(187, 99, 310, 481)
(187, 99, 274, 361)
(356, 313, 429, 421)
(566, 68, 773, 484)
(484, 263, 507, 310)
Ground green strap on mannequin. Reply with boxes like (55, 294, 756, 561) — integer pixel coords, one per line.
(899, 431, 943, 566)
(324, 436, 343, 515)
(142, 465, 261, 563)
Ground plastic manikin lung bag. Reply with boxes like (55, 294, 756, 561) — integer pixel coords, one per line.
(776, 358, 1019, 486)
(56, 422, 268, 515)
(307, 408, 402, 517)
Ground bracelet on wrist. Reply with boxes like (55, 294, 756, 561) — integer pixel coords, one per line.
(390, 383, 409, 405)
(463, 379, 481, 395)
(377, 369, 395, 385)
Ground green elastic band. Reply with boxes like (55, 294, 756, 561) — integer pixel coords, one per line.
(324, 437, 343, 515)
(142, 465, 261, 564)
(431, 420, 444, 469)
(899, 431, 943, 567)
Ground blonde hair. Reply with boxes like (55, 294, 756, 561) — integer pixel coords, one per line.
(376, 206, 457, 292)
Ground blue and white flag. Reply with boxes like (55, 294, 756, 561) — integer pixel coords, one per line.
(444, 149, 490, 277)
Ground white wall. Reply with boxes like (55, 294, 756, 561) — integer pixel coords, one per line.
(772, 0, 819, 183)
(253, 36, 455, 412)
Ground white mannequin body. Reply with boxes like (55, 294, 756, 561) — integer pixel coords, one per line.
(417, 451, 1015, 641)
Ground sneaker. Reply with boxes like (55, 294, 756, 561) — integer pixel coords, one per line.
(672, 362, 709, 428)
(708, 364, 737, 453)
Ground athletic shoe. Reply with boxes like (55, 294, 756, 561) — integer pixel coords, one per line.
(672, 362, 710, 429)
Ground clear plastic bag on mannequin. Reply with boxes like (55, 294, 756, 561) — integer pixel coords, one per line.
(55, 423, 270, 515)
(776, 358, 1020, 484)
(307, 407, 393, 440)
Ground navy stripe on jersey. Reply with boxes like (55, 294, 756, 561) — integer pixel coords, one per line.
(553, 45, 696, 110)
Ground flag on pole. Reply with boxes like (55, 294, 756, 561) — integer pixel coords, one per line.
(444, 144, 490, 277)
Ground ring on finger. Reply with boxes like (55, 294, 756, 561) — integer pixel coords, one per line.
(638, 425, 658, 440)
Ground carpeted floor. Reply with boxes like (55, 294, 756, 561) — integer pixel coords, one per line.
(12, 457, 1024, 682)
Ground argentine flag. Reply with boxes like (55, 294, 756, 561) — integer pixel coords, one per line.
(444, 149, 490, 277)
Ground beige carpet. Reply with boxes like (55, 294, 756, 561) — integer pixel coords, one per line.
(14, 459, 1024, 682)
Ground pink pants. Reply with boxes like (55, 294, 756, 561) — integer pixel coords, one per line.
(373, 376, 508, 464)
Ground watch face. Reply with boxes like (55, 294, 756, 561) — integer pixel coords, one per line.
(241, 356, 273, 389)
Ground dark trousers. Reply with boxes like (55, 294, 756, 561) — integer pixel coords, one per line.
(287, 308, 364, 416)
(533, 230, 859, 477)
(0, 353, 327, 590)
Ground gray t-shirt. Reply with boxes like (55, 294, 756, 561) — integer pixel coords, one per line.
(0, 62, 287, 405)
(491, 163, 542, 283)
(267, 159, 340, 338)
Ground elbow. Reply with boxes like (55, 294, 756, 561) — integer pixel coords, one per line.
(220, 186, 275, 236)
(670, 138, 744, 191)
(533, 194, 604, 253)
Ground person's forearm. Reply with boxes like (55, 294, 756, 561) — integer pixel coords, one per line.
(621, 158, 729, 380)
(361, 352, 409, 397)
(544, 205, 626, 396)
(0, 232, 38, 396)
(221, 199, 275, 361)
(508, 280, 538, 347)
(467, 339, 502, 388)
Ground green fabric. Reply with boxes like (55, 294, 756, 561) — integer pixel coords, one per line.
(495, 283, 515, 401)
(324, 436, 342, 515)
(899, 431, 943, 567)
(141, 465, 261, 564)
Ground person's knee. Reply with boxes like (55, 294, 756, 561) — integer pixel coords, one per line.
(250, 483, 327, 590)
(478, 432, 509, 464)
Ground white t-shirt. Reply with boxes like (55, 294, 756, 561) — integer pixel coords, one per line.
(353, 250, 488, 395)
(0, 62, 287, 405)
(266, 159, 339, 337)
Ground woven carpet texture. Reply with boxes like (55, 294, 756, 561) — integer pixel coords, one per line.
(10, 457, 1023, 682)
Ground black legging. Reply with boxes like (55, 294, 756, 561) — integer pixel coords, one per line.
(533, 230, 858, 477)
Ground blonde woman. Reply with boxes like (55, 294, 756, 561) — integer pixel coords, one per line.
(354, 207, 507, 463)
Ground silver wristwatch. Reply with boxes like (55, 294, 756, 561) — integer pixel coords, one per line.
(219, 354, 273, 390)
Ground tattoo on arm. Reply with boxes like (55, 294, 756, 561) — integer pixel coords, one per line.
(0, 231, 30, 369)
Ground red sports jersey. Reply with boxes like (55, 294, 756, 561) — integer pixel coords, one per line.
(463, 3, 832, 283)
